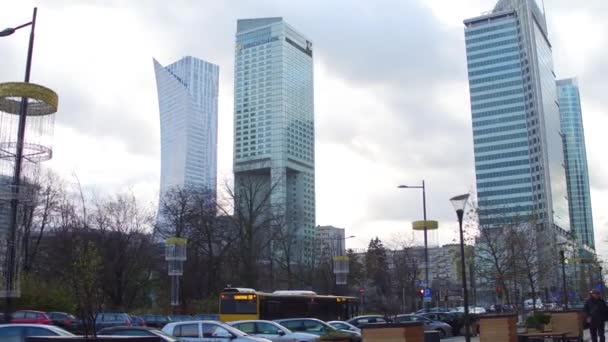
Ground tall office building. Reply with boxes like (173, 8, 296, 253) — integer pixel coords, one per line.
(464, 0, 569, 232)
(153, 56, 219, 194)
(233, 18, 315, 261)
(557, 78, 594, 249)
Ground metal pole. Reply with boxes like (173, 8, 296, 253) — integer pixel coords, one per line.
(560, 250, 568, 309)
(457, 209, 471, 342)
(422, 180, 429, 310)
(5, 7, 37, 322)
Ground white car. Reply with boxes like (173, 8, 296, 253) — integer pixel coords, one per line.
(327, 321, 361, 333)
(229, 320, 320, 342)
(0, 324, 74, 342)
(161, 320, 271, 342)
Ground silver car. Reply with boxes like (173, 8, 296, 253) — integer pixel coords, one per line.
(393, 315, 453, 339)
(327, 321, 361, 333)
(229, 320, 320, 342)
(161, 320, 271, 342)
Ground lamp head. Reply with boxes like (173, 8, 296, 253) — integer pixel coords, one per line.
(0, 28, 16, 37)
(450, 193, 470, 212)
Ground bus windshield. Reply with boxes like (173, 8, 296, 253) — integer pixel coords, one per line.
(220, 293, 257, 314)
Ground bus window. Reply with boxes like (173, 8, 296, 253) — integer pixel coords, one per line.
(220, 294, 257, 314)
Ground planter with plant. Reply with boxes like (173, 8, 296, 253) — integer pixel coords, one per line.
(525, 312, 551, 332)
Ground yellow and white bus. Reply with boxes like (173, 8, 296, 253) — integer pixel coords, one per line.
(219, 288, 359, 322)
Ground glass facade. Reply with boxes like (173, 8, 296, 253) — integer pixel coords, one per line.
(464, 0, 569, 231)
(557, 78, 595, 249)
(153, 56, 219, 193)
(234, 18, 315, 261)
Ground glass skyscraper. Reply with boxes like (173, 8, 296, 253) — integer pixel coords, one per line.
(464, 0, 569, 232)
(153, 56, 219, 194)
(233, 18, 315, 261)
(557, 78, 594, 249)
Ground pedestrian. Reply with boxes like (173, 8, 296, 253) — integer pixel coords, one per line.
(584, 289, 607, 342)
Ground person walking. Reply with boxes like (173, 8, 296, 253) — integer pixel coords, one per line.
(584, 289, 607, 342)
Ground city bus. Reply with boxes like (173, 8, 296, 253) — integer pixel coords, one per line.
(219, 288, 359, 322)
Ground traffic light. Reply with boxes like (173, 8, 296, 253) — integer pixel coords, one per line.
(418, 288, 424, 297)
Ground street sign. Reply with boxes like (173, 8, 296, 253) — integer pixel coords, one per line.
(418, 280, 426, 287)
(423, 287, 432, 302)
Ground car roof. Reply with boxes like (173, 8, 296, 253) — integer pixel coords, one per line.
(230, 320, 277, 324)
(164, 320, 219, 326)
(14, 310, 46, 313)
(99, 326, 155, 331)
(275, 318, 322, 322)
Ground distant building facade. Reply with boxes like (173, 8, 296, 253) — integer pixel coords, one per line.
(557, 78, 595, 250)
(315, 225, 346, 258)
(233, 18, 315, 262)
(153, 56, 219, 194)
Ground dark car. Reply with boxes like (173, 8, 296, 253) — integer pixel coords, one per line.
(141, 314, 171, 328)
(168, 314, 192, 322)
(345, 315, 391, 328)
(420, 312, 461, 336)
(95, 312, 132, 331)
(130, 315, 146, 327)
(394, 315, 453, 338)
(274, 318, 361, 342)
(47, 312, 82, 333)
(193, 314, 219, 321)
(98, 326, 178, 342)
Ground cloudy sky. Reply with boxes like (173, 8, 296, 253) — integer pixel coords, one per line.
(1, 0, 607, 255)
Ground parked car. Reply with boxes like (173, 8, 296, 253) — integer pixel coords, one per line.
(393, 315, 453, 339)
(95, 312, 132, 331)
(130, 315, 146, 326)
(0, 324, 74, 342)
(142, 314, 172, 328)
(345, 315, 391, 328)
(47, 312, 82, 332)
(169, 314, 193, 322)
(193, 314, 219, 321)
(98, 326, 178, 342)
(327, 321, 361, 333)
(10, 310, 52, 325)
(419, 312, 461, 336)
(274, 318, 361, 342)
(161, 320, 271, 342)
(229, 319, 320, 342)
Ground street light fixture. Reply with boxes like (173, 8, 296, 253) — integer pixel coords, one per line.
(398, 181, 431, 308)
(1, 7, 38, 322)
(450, 193, 471, 342)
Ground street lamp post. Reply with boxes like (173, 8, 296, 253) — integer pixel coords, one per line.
(398, 181, 430, 308)
(1, 7, 38, 322)
(559, 250, 568, 309)
(450, 193, 471, 342)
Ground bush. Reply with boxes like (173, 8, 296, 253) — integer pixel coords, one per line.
(525, 312, 551, 329)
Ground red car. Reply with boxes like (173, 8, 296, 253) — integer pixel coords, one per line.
(11, 310, 52, 324)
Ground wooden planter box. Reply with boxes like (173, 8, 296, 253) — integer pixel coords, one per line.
(479, 314, 517, 342)
(362, 322, 424, 342)
(547, 310, 584, 340)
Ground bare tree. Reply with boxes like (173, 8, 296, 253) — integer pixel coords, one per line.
(219, 174, 284, 288)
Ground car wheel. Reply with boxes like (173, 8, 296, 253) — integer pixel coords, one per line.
(436, 329, 446, 339)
